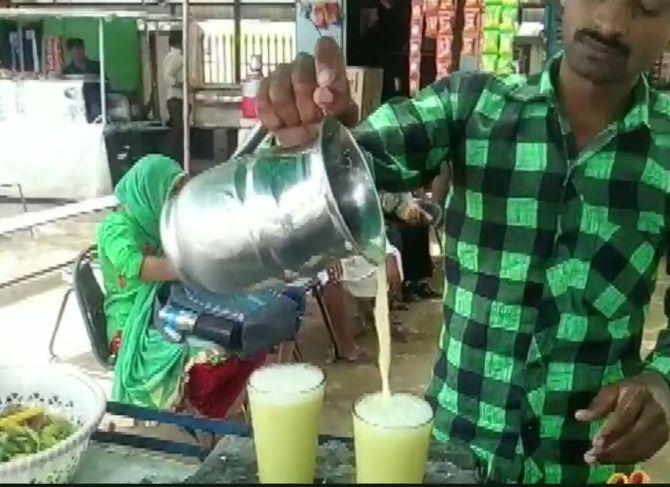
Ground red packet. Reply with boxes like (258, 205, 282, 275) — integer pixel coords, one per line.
(463, 7, 481, 33)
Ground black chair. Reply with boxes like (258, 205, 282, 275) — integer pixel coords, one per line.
(308, 283, 343, 360)
(49, 245, 113, 370)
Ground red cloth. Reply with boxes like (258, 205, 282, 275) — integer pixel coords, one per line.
(185, 353, 267, 419)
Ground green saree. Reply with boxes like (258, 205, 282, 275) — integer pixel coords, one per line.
(97, 155, 187, 409)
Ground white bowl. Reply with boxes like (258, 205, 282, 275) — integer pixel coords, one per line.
(0, 366, 106, 484)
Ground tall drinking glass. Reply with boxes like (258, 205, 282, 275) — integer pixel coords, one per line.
(247, 363, 325, 483)
(353, 392, 434, 483)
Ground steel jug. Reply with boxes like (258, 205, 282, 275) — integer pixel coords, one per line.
(160, 117, 385, 294)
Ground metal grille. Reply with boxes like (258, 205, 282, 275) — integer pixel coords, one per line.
(201, 20, 295, 85)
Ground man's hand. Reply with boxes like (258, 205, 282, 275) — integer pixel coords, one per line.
(256, 37, 358, 148)
(401, 205, 432, 226)
(575, 373, 670, 465)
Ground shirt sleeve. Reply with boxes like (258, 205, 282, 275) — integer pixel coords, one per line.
(163, 52, 183, 87)
(97, 215, 145, 281)
(354, 72, 489, 192)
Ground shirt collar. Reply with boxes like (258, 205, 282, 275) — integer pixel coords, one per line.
(507, 54, 651, 132)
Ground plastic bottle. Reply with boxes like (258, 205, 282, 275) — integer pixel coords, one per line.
(241, 55, 263, 119)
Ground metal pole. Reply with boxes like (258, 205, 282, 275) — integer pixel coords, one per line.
(182, 0, 191, 173)
(233, 0, 241, 84)
(98, 18, 107, 125)
(17, 23, 25, 72)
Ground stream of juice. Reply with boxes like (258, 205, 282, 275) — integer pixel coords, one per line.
(374, 259, 391, 397)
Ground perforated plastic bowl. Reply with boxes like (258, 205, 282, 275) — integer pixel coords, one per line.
(0, 366, 106, 484)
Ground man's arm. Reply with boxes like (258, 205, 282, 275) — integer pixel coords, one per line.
(354, 77, 460, 192)
(574, 249, 670, 466)
(140, 256, 179, 283)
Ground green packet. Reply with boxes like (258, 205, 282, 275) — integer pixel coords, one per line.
(481, 53, 499, 73)
(483, 5, 502, 29)
(500, 6, 517, 30)
(482, 29, 501, 54)
(496, 53, 514, 75)
(499, 29, 515, 56)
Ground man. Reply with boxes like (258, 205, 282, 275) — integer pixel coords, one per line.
(63, 38, 103, 122)
(163, 31, 184, 164)
(63, 38, 100, 76)
(380, 190, 441, 301)
(256, 0, 670, 483)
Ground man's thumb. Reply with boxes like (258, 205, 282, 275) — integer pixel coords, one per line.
(575, 386, 618, 422)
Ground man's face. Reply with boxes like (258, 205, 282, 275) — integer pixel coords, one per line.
(71, 45, 86, 64)
(563, 0, 670, 84)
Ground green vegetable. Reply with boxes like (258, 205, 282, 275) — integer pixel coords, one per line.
(0, 406, 75, 463)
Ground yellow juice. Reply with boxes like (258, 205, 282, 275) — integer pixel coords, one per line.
(353, 392, 433, 484)
(247, 363, 325, 484)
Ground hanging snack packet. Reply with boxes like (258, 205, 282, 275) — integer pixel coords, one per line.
(499, 29, 515, 56)
(496, 52, 514, 75)
(463, 7, 481, 33)
(483, 5, 502, 29)
(500, 6, 518, 30)
(481, 53, 498, 73)
(482, 29, 500, 54)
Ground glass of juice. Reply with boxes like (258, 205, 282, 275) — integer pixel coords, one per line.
(353, 392, 434, 484)
(247, 363, 325, 484)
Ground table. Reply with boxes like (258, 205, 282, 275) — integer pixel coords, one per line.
(73, 402, 481, 484)
(74, 443, 198, 484)
(186, 436, 481, 484)
(75, 435, 481, 484)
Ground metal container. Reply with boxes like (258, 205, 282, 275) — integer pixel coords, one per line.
(160, 117, 385, 294)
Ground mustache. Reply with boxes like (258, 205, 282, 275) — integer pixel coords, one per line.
(574, 29, 631, 58)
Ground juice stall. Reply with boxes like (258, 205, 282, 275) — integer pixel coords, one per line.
(0, 8, 177, 201)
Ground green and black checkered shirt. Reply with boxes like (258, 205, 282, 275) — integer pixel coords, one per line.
(355, 57, 670, 483)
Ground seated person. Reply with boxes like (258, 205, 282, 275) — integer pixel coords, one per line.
(380, 191, 440, 301)
(319, 240, 405, 363)
(97, 155, 305, 418)
(341, 240, 408, 342)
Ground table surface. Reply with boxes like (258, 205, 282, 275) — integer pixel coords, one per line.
(75, 436, 481, 484)
(74, 443, 199, 484)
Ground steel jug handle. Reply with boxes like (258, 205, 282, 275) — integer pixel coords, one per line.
(230, 123, 269, 159)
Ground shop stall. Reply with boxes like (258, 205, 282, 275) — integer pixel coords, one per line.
(0, 8, 175, 200)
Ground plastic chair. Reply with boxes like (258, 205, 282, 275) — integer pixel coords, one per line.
(0, 182, 35, 237)
(49, 246, 112, 370)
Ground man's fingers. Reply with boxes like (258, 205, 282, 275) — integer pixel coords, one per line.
(595, 403, 668, 465)
(274, 124, 320, 149)
(595, 387, 646, 446)
(291, 53, 322, 125)
(268, 64, 301, 128)
(313, 37, 354, 119)
(257, 77, 282, 131)
(576, 386, 619, 422)
(314, 37, 346, 87)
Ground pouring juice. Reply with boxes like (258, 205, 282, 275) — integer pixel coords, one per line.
(351, 261, 433, 483)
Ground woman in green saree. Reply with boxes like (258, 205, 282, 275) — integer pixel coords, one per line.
(97, 155, 272, 416)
